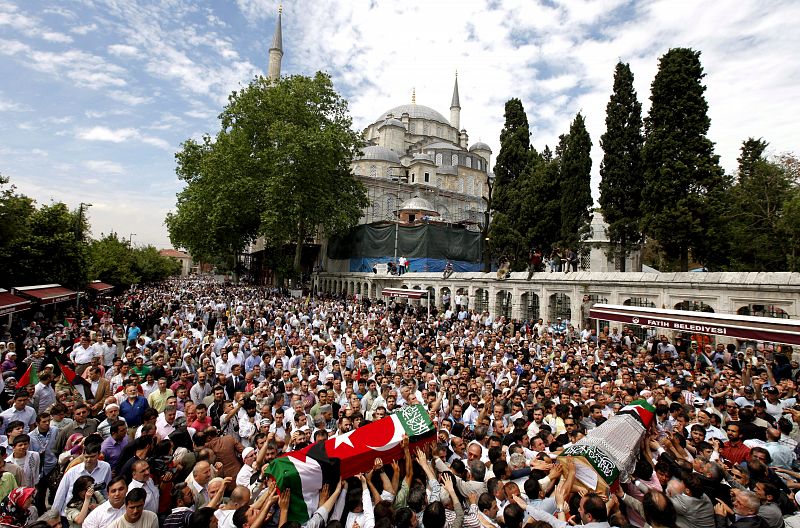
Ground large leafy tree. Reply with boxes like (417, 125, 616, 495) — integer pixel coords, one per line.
(726, 138, 794, 270)
(519, 148, 561, 254)
(167, 72, 368, 275)
(559, 113, 593, 249)
(641, 48, 726, 271)
(599, 62, 644, 271)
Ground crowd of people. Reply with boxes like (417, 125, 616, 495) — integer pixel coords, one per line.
(0, 277, 799, 528)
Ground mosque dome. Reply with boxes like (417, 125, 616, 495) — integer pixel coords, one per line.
(469, 141, 492, 152)
(356, 145, 401, 164)
(377, 104, 450, 126)
(399, 197, 437, 213)
(378, 118, 405, 129)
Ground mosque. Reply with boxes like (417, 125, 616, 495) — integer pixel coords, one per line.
(255, 8, 491, 275)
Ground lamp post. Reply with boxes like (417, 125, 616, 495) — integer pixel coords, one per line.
(129, 233, 136, 247)
(481, 172, 494, 272)
(392, 166, 402, 269)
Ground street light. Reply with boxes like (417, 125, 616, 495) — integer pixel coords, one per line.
(129, 233, 136, 246)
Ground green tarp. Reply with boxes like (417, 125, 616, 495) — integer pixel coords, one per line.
(327, 223, 482, 262)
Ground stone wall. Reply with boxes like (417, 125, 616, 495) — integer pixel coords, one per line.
(314, 271, 800, 324)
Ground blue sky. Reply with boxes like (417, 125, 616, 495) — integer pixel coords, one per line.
(1, 0, 799, 248)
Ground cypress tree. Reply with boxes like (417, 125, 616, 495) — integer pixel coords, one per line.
(559, 113, 593, 250)
(641, 48, 726, 271)
(599, 62, 644, 271)
(489, 98, 532, 267)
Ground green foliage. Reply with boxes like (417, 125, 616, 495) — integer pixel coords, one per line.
(133, 246, 182, 283)
(519, 154, 561, 254)
(725, 139, 796, 271)
(167, 72, 369, 275)
(88, 233, 139, 285)
(641, 48, 727, 271)
(493, 98, 532, 214)
(599, 62, 644, 271)
(0, 193, 88, 289)
(559, 113, 593, 249)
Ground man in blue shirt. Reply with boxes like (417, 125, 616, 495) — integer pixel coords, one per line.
(119, 383, 149, 435)
(29, 412, 58, 513)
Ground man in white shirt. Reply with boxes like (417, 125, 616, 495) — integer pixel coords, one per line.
(71, 335, 98, 375)
(52, 442, 112, 514)
(110, 488, 158, 528)
(127, 459, 160, 514)
(83, 477, 128, 528)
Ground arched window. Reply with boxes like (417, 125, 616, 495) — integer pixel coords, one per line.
(436, 176, 443, 188)
(385, 195, 395, 220)
(422, 122, 429, 135)
(385, 166, 392, 179)
(436, 153, 443, 165)
(451, 154, 459, 166)
(458, 179, 465, 193)
(436, 126, 442, 137)
(467, 176, 474, 195)
(466, 157, 472, 168)
(369, 165, 377, 178)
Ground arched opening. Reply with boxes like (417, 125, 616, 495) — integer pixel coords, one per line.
(426, 286, 436, 309)
(455, 288, 469, 311)
(440, 287, 452, 309)
(475, 289, 489, 313)
(674, 300, 714, 313)
(496, 291, 512, 319)
(737, 304, 790, 319)
(622, 297, 657, 341)
(549, 293, 571, 323)
(521, 292, 540, 321)
(584, 293, 609, 332)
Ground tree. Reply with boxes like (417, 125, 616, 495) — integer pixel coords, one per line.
(167, 72, 368, 276)
(599, 62, 644, 271)
(489, 98, 532, 268)
(519, 152, 560, 255)
(88, 233, 139, 286)
(726, 139, 794, 271)
(641, 48, 726, 271)
(559, 113, 593, 249)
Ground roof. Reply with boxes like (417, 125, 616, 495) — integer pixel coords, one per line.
(159, 249, 191, 259)
(356, 145, 402, 164)
(423, 141, 461, 151)
(469, 141, 491, 152)
(377, 104, 449, 126)
(399, 197, 437, 213)
(378, 118, 404, 129)
(589, 303, 800, 345)
(0, 290, 31, 316)
(13, 285, 77, 305)
(87, 281, 114, 293)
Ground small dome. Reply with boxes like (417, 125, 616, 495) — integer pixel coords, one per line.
(399, 197, 437, 213)
(356, 145, 401, 164)
(412, 153, 435, 163)
(379, 118, 404, 129)
(377, 104, 450, 126)
(469, 141, 492, 152)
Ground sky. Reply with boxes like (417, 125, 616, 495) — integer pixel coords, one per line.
(1, 0, 799, 249)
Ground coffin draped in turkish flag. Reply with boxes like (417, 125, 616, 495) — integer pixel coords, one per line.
(266, 404, 436, 522)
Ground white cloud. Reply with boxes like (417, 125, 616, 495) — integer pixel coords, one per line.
(70, 23, 97, 35)
(108, 43, 139, 57)
(0, 3, 73, 43)
(107, 90, 151, 105)
(76, 126, 172, 150)
(84, 160, 125, 174)
(0, 96, 26, 111)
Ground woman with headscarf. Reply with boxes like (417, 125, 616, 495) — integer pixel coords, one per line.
(0, 487, 35, 528)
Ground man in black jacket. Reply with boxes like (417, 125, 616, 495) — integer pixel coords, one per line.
(225, 363, 247, 400)
(714, 489, 770, 528)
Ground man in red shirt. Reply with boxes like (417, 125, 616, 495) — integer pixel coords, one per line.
(719, 422, 751, 465)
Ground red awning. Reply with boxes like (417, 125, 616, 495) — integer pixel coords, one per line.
(0, 291, 31, 316)
(382, 287, 427, 299)
(87, 281, 114, 293)
(589, 303, 800, 345)
(13, 284, 78, 305)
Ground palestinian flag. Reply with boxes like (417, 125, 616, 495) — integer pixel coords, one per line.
(617, 399, 655, 428)
(55, 357, 91, 389)
(266, 404, 436, 523)
(18, 364, 39, 387)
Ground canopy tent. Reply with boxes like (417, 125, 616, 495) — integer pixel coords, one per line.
(382, 287, 427, 299)
(589, 303, 800, 345)
(13, 284, 78, 305)
(86, 281, 114, 294)
(382, 287, 431, 318)
(0, 289, 31, 317)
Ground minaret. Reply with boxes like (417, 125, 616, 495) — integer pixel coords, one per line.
(267, 5, 283, 82)
(450, 71, 461, 130)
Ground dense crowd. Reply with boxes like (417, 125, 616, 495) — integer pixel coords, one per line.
(0, 277, 799, 528)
